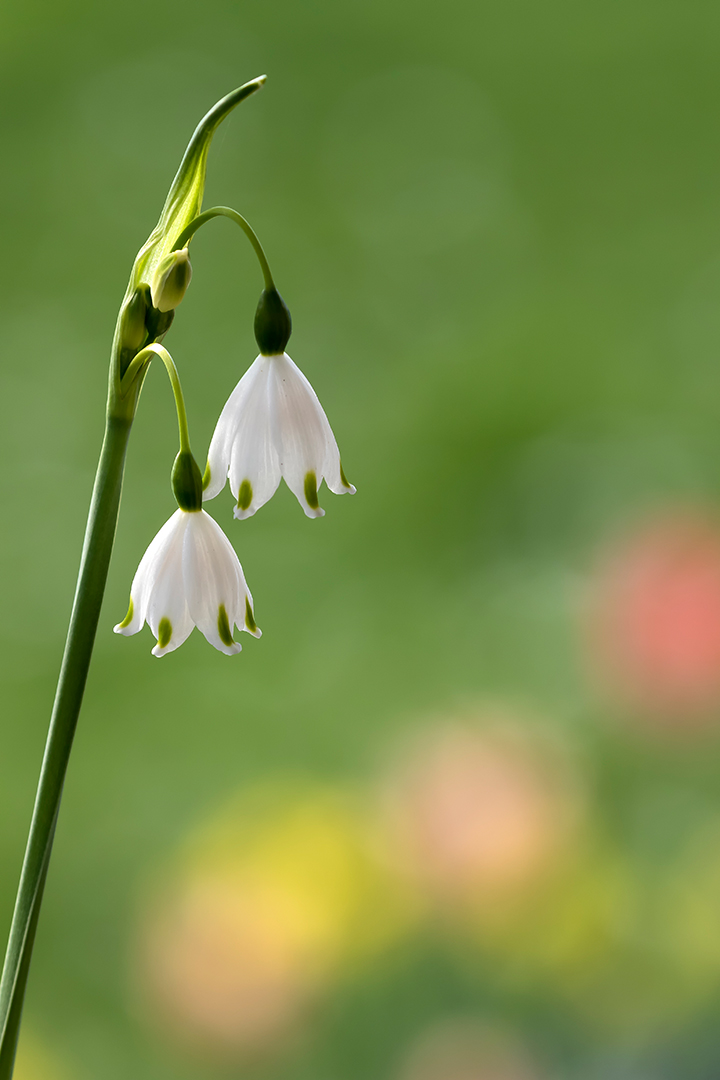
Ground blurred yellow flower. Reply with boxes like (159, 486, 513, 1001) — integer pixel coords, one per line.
(661, 818, 720, 988)
(13, 1035, 66, 1080)
(137, 782, 418, 1056)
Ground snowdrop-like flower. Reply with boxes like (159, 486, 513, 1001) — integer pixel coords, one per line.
(204, 352, 356, 519)
(114, 507, 260, 657)
(203, 286, 355, 519)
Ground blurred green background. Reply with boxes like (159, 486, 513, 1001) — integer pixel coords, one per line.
(4, 0, 720, 1077)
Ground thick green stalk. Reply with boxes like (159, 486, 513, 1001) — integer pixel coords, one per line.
(0, 77, 265, 1078)
(0, 411, 133, 1077)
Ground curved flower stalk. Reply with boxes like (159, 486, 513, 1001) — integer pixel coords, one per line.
(114, 507, 260, 656)
(204, 350, 356, 519)
(114, 342, 259, 658)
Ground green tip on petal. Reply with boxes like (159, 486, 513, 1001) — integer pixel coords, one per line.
(304, 471, 319, 510)
(340, 462, 353, 489)
(237, 479, 253, 511)
(117, 598, 134, 629)
(158, 617, 173, 649)
(202, 461, 211, 491)
(218, 604, 234, 647)
(244, 598, 258, 634)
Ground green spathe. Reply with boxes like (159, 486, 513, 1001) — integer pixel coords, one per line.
(130, 77, 265, 295)
(110, 75, 266, 395)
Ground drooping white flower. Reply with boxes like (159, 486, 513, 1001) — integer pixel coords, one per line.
(203, 352, 356, 519)
(114, 508, 260, 657)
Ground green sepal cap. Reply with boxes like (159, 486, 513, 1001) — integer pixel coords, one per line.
(254, 287, 292, 355)
(172, 450, 203, 512)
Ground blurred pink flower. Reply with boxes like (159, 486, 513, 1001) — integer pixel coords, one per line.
(382, 717, 578, 905)
(588, 510, 720, 723)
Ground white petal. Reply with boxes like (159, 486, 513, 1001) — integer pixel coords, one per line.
(114, 509, 187, 639)
(227, 356, 282, 520)
(277, 357, 354, 498)
(203, 357, 265, 502)
(144, 511, 194, 657)
(322, 430, 356, 497)
(183, 511, 257, 655)
(268, 353, 330, 518)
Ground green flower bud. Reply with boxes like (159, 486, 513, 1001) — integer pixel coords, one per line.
(151, 248, 192, 313)
(171, 449, 203, 512)
(120, 286, 150, 351)
(146, 306, 175, 342)
(254, 286, 292, 355)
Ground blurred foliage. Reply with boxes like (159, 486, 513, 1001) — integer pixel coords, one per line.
(3, 0, 720, 1076)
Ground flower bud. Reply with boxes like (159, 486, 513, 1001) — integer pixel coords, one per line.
(121, 286, 150, 352)
(151, 248, 193, 313)
(254, 287, 292, 355)
(171, 450, 203, 512)
(146, 307, 175, 342)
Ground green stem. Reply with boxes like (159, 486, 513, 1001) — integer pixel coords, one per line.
(0, 412, 133, 1078)
(174, 206, 275, 291)
(121, 343, 191, 453)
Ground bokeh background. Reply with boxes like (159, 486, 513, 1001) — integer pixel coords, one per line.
(3, 0, 720, 1077)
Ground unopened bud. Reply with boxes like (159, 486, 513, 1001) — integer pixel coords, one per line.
(254, 286, 292, 355)
(120, 287, 149, 352)
(151, 248, 192, 313)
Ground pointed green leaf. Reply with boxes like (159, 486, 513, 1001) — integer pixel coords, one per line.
(131, 75, 266, 291)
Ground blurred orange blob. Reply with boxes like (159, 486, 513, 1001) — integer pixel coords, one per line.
(143, 873, 315, 1052)
(138, 785, 414, 1057)
(397, 1019, 542, 1080)
(383, 717, 578, 905)
(588, 510, 720, 724)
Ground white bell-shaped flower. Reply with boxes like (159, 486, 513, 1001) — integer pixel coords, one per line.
(114, 508, 260, 657)
(203, 352, 356, 519)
